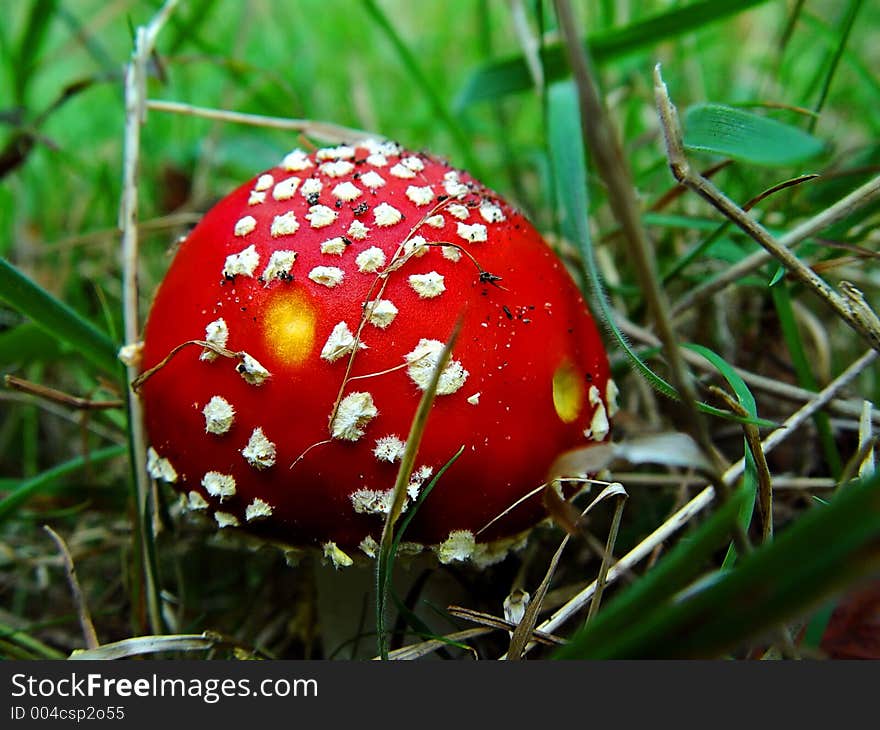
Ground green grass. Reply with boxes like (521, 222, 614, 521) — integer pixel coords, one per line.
(0, 0, 878, 660)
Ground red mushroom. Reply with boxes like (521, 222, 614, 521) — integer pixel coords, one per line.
(138, 139, 614, 567)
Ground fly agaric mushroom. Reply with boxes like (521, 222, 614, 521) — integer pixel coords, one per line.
(138, 139, 614, 567)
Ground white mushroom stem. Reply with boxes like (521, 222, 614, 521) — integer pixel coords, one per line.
(311, 555, 467, 659)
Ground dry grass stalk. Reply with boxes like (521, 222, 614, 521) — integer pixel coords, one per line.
(617, 314, 880, 426)
(553, 2, 738, 538)
(447, 605, 563, 646)
(43, 526, 99, 650)
(119, 0, 180, 635)
(672, 173, 880, 316)
(708, 386, 774, 542)
(5, 374, 123, 411)
(146, 100, 375, 143)
(524, 349, 878, 655)
(654, 66, 880, 353)
(505, 483, 628, 659)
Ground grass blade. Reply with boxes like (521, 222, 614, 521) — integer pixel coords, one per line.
(0, 323, 62, 365)
(375, 319, 464, 659)
(506, 483, 627, 660)
(684, 343, 763, 562)
(661, 175, 817, 285)
(0, 621, 66, 660)
(770, 281, 842, 476)
(799, 11, 880, 114)
(554, 486, 752, 658)
(806, 0, 863, 130)
(683, 104, 827, 166)
(546, 82, 765, 427)
(13, 0, 59, 104)
(556, 470, 880, 659)
(379, 446, 466, 653)
(0, 445, 126, 525)
(457, 0, 774, 106)
(388, 447, 465, 566)
(68, 632, 230, 660)
(0, 258, 119, 375)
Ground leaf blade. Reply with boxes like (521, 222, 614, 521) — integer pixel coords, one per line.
(456, 0, 775, 106)
(0, 445, 126, 525)
(0, 258, 119, 374)
(683, 103, 827, 166)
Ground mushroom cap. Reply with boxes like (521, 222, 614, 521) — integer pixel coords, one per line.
(140, 140, 613, 564)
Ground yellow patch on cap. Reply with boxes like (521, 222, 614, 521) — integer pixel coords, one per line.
(552, 360, 585, 424)
(262, 290, 317, 367)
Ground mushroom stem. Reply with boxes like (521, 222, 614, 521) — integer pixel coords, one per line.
(313, 556, 468, 659)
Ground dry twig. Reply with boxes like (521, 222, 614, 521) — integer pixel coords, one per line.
(709, 386, 774, 542)
(119, 0, 180, 635)
(5, 375, 123, 410)
(655, 66, 880, 353)
(43, 526, 99, 650)
(447, 605, 563, 646)
(554, 1, 735, 520)
(146, 100, 375, 143)
(672, 170, 880, 315)
(617, 314, 880, 426)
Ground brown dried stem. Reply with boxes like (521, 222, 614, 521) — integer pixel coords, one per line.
(617, 313, 880, 426)
(672, 171, 880, 316)
(44, 526, 99, 650)
(554, 0, 741, 539)
(709, 386, 774, 543)
(447, 605, 563, 646)
(146, 100, 375, 143)
(120, 0, 180, 635)
(5, 375, 123, 410)
(655, 66, 880, 353)
(130, 339, 244, 392)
